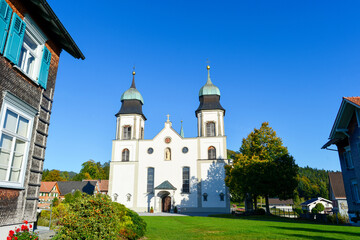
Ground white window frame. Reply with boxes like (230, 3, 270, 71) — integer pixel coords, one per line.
(123, 126, 132, 140)
(0, 92, 37, 189)
(351, 180, 360, 203)
(15, 15, 47, 83)
(206, 122, 216, 137)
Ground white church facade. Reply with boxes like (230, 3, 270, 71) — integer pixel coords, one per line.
(108, 66, 230, 213)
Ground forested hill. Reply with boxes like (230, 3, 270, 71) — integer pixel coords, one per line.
(227, 149, 335, 200)
(298, 166, 329, 200)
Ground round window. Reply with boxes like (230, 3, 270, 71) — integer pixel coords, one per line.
(182, 147, 188, 154)
(147, 148, 154, 154)
(165, 137, 171, 144)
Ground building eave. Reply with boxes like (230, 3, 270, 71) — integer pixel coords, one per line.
(24, 0, 85, 60)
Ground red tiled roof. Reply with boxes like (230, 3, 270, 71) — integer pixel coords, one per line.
(98, 180, 109, 192)
(329, 172, 346, 199)
(344, 97, 360, 107)
(40, 182, 56, 193)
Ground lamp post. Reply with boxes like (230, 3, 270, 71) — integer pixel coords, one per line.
(48, 201, 53, 229)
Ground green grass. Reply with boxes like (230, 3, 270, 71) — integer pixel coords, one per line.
(141, 214, 360, 240)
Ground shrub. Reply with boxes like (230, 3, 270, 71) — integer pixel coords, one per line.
(53, 193, 146, 240)
(174, 207, 178, 213)
(52, 197, 60, 207)
(254, 208, 265, 215)
(327, 213, 349, 224)
(311, 208, 319, 214)
(293, 208, 303, 216)
(314, 203, 325, 212)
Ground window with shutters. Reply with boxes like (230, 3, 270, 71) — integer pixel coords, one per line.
(0, 93, 36, 188)
(343, 147, 354, 169)
(182, 167, 190, 193)
(122, 148, 129, 161)
(208, 146, 216, 159)
(206, 122, 216, 137)
(350, 180, 360, 203)
(123, 126, 131, 140)
(147, 167, 154, 193)
(0, 6, 51, 89)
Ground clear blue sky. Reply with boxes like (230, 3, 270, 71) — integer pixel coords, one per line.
(44, 0, 360, 173)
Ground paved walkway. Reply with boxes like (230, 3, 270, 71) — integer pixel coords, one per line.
(34, 226, 55, 240)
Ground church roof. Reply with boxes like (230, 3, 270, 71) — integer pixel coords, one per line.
(199, 66, 220, 97)
(116, 71, 146, 119)
(120, 72, 144, 104)
(155, 180, 177, 190)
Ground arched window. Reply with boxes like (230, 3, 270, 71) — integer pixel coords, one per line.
(147, 167, 154, 193)
(182, 167, 190, 193)
(123, 125, 132, 140)
(206, 122, 216, 137)
(141, 127, 144, 139)
(208, 146, 216, 160)
(122, 148, 129, 161)
(165, 148, 171, 160)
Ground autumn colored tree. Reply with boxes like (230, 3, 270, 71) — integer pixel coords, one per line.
(225, 122, 299, 214)
(42, 170, 65, 181)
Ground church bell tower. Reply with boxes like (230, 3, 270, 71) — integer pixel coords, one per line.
(195, 65, 225, 137)
(115, 70, 146, 140)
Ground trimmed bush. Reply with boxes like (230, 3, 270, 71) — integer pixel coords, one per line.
(314, 203, 325, 212)
(53, 193, 146, 240)
(311, 208, 319, 214)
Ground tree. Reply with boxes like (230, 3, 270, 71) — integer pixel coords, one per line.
(225, 122, 299, 214)
(42, 170, 65, 181)
(72, 159, 108, 180)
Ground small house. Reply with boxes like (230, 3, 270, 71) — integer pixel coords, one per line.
(328, 172, 348, 217)
(38, 182, 60, 209)
(301, 197, 333, 213)
(268, 198, 294, 210)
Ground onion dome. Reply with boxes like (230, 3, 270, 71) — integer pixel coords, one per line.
(116, 71, 146, 119)
(198, 65, 221, 96)
(195, 65, 225, 116)
(120, 71, 144, 104)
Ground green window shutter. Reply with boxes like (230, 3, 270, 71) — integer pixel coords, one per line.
(3, 13, 25, 64)
(38, 46, 51, 89)
(0, 0, 12, 54)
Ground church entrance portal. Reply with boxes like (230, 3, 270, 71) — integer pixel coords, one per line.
(162, 196, 171, 212)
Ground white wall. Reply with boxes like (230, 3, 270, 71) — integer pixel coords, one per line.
(110, 163, 135, 208)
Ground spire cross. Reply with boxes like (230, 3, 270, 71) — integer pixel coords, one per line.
(166, 114, 170, 122)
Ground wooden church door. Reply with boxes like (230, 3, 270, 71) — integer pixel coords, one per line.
(162, 196, 171, 212)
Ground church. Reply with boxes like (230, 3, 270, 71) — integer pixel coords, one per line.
(108, 66, 230, 213)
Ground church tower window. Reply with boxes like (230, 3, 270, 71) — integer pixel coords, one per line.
(208, 146, 216, 160)
(182, 167, 190, 193)
(165, 148, 171, 161)
(122, 148, 129, 161)
(123, 126, 132, 140)
(206, 122, 216, 137)
(147, 167, 154, 193)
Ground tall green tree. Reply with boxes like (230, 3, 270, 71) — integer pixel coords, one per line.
(225, 122, 299, 214)
(42, 170, 65, 181)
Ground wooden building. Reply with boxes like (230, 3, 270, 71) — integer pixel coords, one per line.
(0, 0, 84, 235)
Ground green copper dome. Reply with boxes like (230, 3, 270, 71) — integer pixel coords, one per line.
(121, 88, 144, 104)
(120, 72, 144, 104)
(199, 66, 220, 97)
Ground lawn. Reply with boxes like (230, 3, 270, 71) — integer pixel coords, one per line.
(141, 214, 360, 240)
